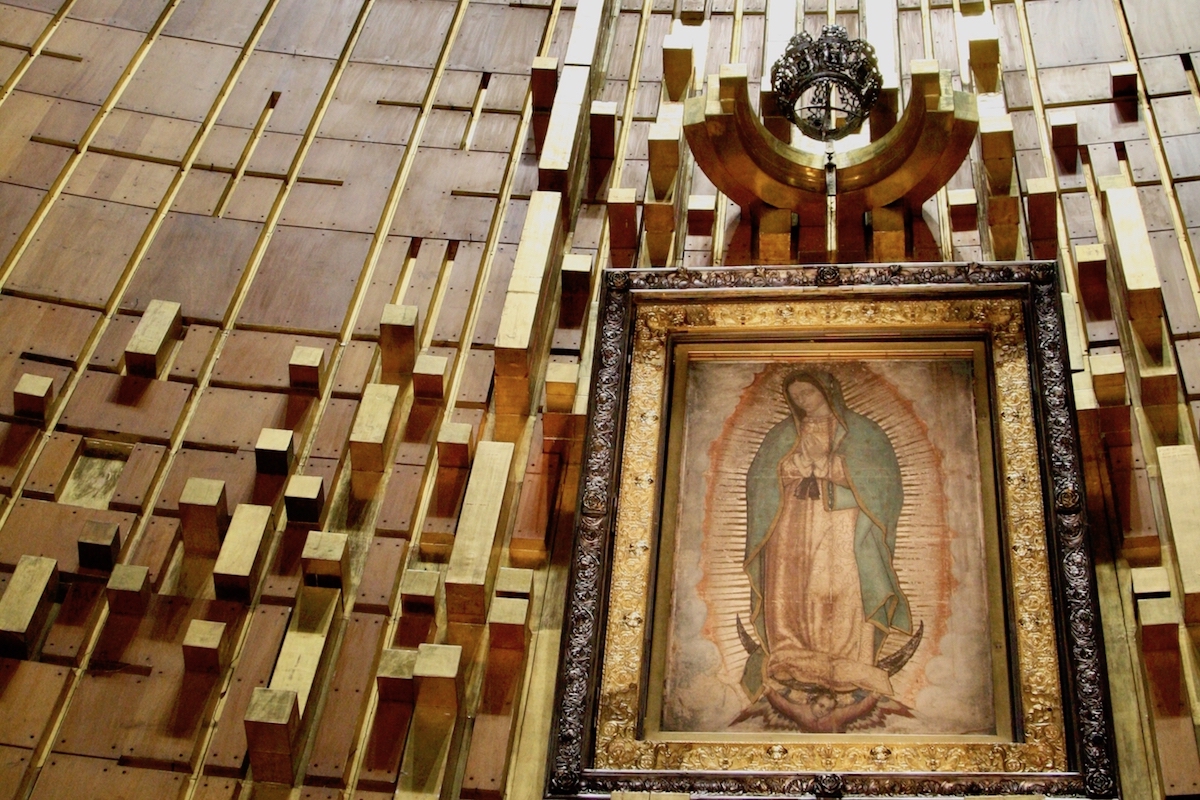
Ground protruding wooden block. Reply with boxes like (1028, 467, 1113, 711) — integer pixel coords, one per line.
(288, 345, 326, 392)
(376, 648, 418, 702)
(179, 477, 229, 557)
(13, 373, 54, 421)
(446, 442, 515, 623)
(1048, 108, 1078, 150)
(662, 33, 694, 101)
(125, 300, 182, 378)
(270, 586, 340, 715)
(350, 383, 400, 473)
(1025, 177, 1058, 242)
(1131, 566, 1171, 599)
(495, 567, 533, 599)
(687, 193, 716, 235)
(77, 520, 121, 572)
(530, 56, 558, 111)
(380, 304, 418, 378)
(0, 554, 58, 658)
(245, 687, 300, 783)
(212, 503, 273, 603)
(648, 121, 681, 200)
(1104, 186, 1164, 361)
(1138, 597, 1180, 654)
(947, 189, 978, 232)
(545, 362, 579, 413)
(412, 354, 449, 400)
(1110, 61, 1138, 98)
(301, 530, 350, 585)
(414, 643, 461, 710)
(1090, 348, 1127, 406)
(106, 563, 150, 616)
(608, 187, 639, 251)
(183, 618, 230, 673)
(979, 115, 1014, 192)
(487, 596, 529, 652)
(1158, 445, 1200, 623)
(283, 474, 324, 524)
(255, 428, 294, 475)
(437, 421, 475, 468)
(589, 101, 617, 160)
(756, 207, 792, 265)
(967, 30, 999, 73)
(1074, 243, 1111, 318)
(397, 568, 439, 647)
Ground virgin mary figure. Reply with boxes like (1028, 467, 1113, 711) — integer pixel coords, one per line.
(739, 369, 913, 727)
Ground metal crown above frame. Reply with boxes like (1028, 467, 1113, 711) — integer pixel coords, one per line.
(771, 25, 884, 142)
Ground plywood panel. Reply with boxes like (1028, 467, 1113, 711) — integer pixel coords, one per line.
(0, 182, 43, 264)
(1123, 0, 1200, 59)
(67, 0, 169, 31)
(184, 386, 314, 451)
(470, 112, 520, 153)
(1026, 0, 1126, 68)
(354, 235, 410, 339)
(352, 0, 457, 69)
(116, 36, 240, 121)
(0, 498, 135, 573)
(399, 239, 448, 336)
(127, 516, 179, 588)
(471, 243, 515, 347)
(7, 194, 152, 308)
(280, 138, 404, 232)
(0, 96, 73, 190)
(390, 148, 506, 242)
(153, 448, 281, 515)
(124, 212, 261, 324)
(238, 227, 372, 335)
(40, 580, 104, 665)
(316, 63, 426, 145)
(0, 658, 71, 749)
(354, 537, 407, 614)
(431, 241, 484, 345)
(447, 5, 548, 75)
(419, 109, 469, 149)
(211, 330, 336, 392)
(169, 168, 231, 216)
(162, 0, 271, 46)
(304, 614, 386, 786)
(58, 371, 191, 444)
(256, 0, 362, 60)
(310, 398, 358, 460)
(0, 295, 100, 367)
(92, 109, 200, 164)
(16, 20, 144, 105)
(109, 441, 166, 512)
(332, 340, 374, 397)
(0, 354, 70, 418)
(0, 422, 39, 497)
(32, 754, 187, 800)
(0, 5, 52, 48)
(62, 152, 176, 207)
(0, 745, 28, 800)
(216, 52, 337, 135)
(204, 604, 291, 776)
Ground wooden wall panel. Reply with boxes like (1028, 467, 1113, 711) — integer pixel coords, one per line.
(0, 5, 53, 48)
(184, 387, 313, 451)
(67, 0, 170, 32)
(281, 139, 405, 232)
(216, 52, 338, 136)
(116, 36, 241, 122)
(92, 109, 200, 164)
(211, 331, 336, 392)
(0, 94, 74, 190)
(161, 0, 271, 47)
(0, 182, 45, 264)
(447, 5, 549, 75)
(316, 64, 427, 145)
(123, 212, 261, 324)
(7, 195, 152, 308)
(1026, 0, 1127, 68)
(237, 226, 373, 335)
(390, 148, 506, 241)
(62, 152, 176, 207)
(351, 0, 458, 69)
(255, 0, 363, 60)
(1123, 0, 1200, 58)
(16, 20, 144, 105)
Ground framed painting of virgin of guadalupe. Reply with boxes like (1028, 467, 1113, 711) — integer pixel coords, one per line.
(548, 263, 1118, 799)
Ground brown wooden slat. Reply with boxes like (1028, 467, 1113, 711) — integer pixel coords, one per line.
(304, 614, 387, 786)
(0, 745, 29, 800)
(59, 371, 191, 445)
(31, 754, 186, 800)
(204, 604, 291, 776)
(211, 331, 336, 392)
(109, 442, 167, 513)
(0, 295, 99, 369)
(310, 398, 358, 461)
(354, 537, 408, 615)
(40, 581, 104, 667)
(333, 341, 376, 398)
(127, 516, 180, 589)
(22, 431, 81, 501)
(0, 498, 135, 574)
(169, 324, 220, 384)
(0, 659, 71, 749)
(88, 315, 140, 373)
(184, 387, 314, 451)
(0, 422, 40, 497)
(354, 236, 411, 340)
(375, 465, 423, 538)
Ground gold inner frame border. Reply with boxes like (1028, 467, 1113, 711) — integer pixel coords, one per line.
(594, 296, 1069, 775)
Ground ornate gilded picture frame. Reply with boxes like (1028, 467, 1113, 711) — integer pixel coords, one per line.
(548, 262, 1118, 798)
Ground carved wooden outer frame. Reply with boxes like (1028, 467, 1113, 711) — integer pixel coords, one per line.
(548, 262, 1118, 799)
